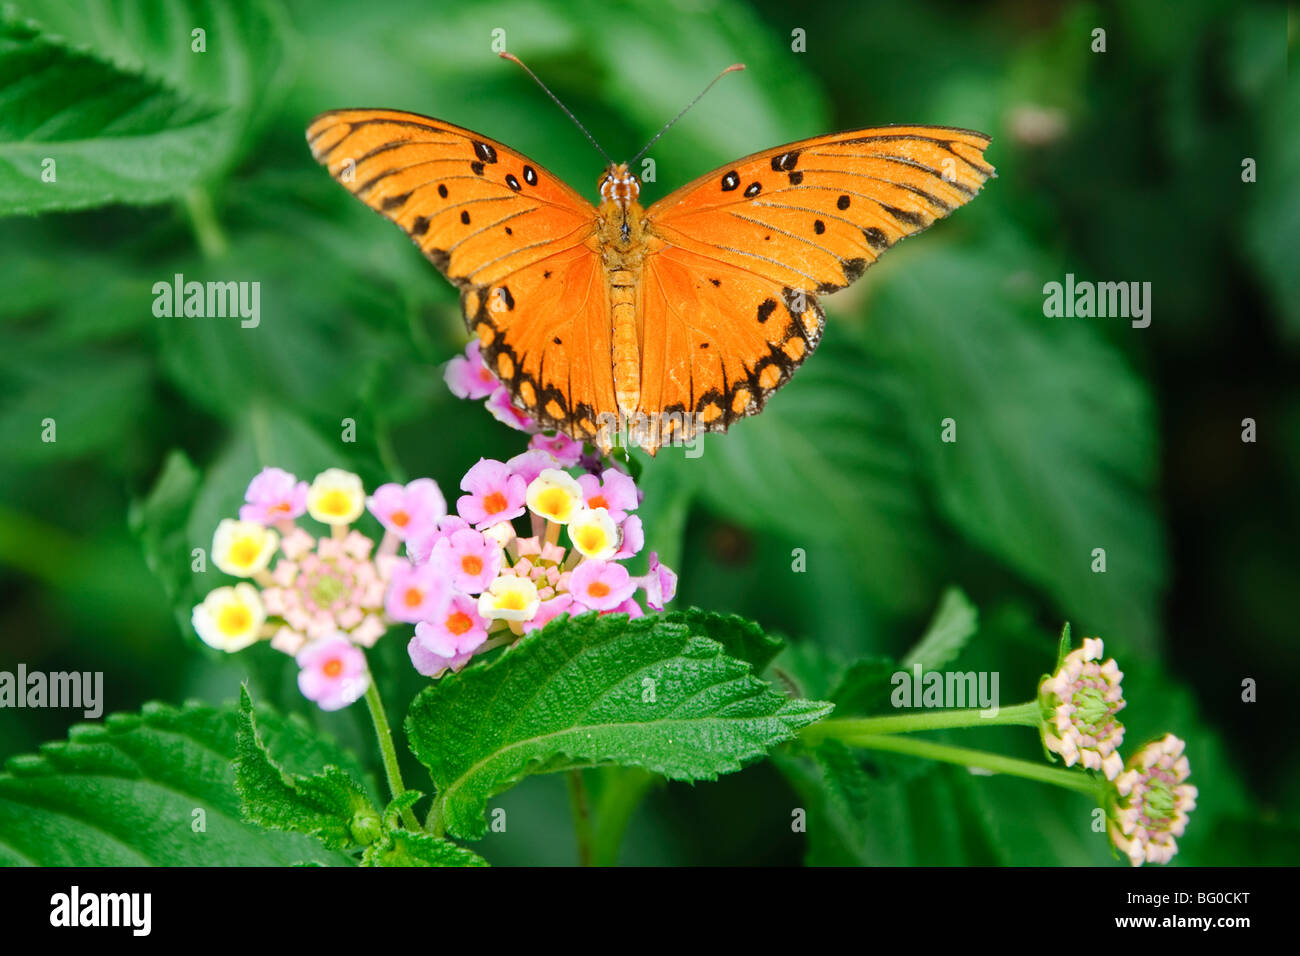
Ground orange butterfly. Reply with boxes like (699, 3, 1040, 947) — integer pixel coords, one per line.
(307, 58, 993, 454)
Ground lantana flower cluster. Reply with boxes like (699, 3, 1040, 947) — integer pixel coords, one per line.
(1037, 637, 1197, 866)
(402, 439, 676, 678)
(190, 449, 676, 711)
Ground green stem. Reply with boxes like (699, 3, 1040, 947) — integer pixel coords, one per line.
(424, 797, 445, 837)
(363, 680, 421, 830)
(591, 768, 656, 867)
(826, 733, 1100, 796)
(183, 186, 228, 259)
(801, 700, 1041, 744)
(566, 770, 594, 866)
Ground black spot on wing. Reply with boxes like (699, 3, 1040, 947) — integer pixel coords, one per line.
(837, 194, 851, 210)
(756, 298, 777, 323)
(771, 151, 800, 171)
(744, 182, 762, 198)
(460, 210, 471, 224)
(523, 165, 537, 186)
(788, 170, 804, 185)
(863, 227, 889, 250)
(813, 219, 825, 235)
(470, 161, 485, 176)
(381, 192, 410, 210)
(721, 170, 740, 191)
(437, 184, 448, 198)
(473, 141, 498, 163)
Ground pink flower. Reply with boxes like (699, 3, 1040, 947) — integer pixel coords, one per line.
(613, 597, 644, 619)
(406, 515, 470, 565)
(525, 593, 574, 633)
(260, 531, 390, 643)
(529, 433, 583, 466)
(385, 562, 447, 623)
(413, 592, 489, 656)
(577, 469, 639, 522)
(430, 528, 502, 593)
(367, 478, 446, 539)
(614, 515, 644, 559)
(456, 459, 527, 528)
(506, 449, 562, 485)
(568, 560, 636, 612)
(637, 552, 678, 611)
(408, 637, 475, 678)
(444, 341, 498, 399)
(297, 635, 369, 711)
(239, 467, 308, 524)
(485, 386, 540, 434)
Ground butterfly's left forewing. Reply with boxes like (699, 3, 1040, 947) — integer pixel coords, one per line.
(308, 109, 599, 286)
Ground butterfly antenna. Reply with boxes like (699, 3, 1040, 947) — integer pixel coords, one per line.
(630, 63, 746, 165)
(499, 51, 613, 165)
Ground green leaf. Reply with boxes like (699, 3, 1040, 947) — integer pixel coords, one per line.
(830, 657, 899, 715)
(681, 329, 943, 615)
(663, 608, 784, 672)
(861, 234, 1167, 653)
(901, 587, 978, 671)
(235, 687, 376, 850)
(0, 699, 354, 866)
(1, 0, 290, 215)
(407, 610, 831, 840)
(361, 829, 489, 868)
(0, 15, 226, 215)
(128, 450, 202, 637)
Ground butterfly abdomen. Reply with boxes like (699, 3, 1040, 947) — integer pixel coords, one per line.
(610, 269, 640, 417)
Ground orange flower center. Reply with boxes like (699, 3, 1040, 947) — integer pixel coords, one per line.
(322, 658, 344, 678)
(587, 581, 611, 599)
(270, 501, 292, 515)
(446, 611, 473, 635)
(391, 509, 410, 527)
(461, 555, 483, 576)
(403, 587, 424, 608)
(588, 494, 608, 510)
(483, 491, 508, 514)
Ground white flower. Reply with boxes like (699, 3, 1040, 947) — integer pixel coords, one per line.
(307, 468, 366, 525)
(477, 575, 540, 623)
(212, 519, 278, 577)
(192, 584, 265, 652)
(525, 468, 584, 524)
(567, 507, 620, 560)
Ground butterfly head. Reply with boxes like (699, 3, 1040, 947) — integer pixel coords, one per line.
(598, 163, 640, 207)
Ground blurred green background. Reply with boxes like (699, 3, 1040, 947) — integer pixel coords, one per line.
(1, 0, 1296, 865)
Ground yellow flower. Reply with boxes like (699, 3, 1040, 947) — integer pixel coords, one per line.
(192, 583, 265, 652)
(307, 468, 366, 525)
(567, 507, 620, 560)
(212, 519, 278, 577)
(525, 468, 583, 524)
(477, 575, 540, 623)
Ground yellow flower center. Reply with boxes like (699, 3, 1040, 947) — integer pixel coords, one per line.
(231, 538, 261, 568)
(319, 489, 352, 516)
(576, 526, 607, 553)
(217, 604, 252, 635)
(536, 488, 571, 520)
(499, 590, 527, 611)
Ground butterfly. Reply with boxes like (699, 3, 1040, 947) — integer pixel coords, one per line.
(307, 61, 993, 454)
